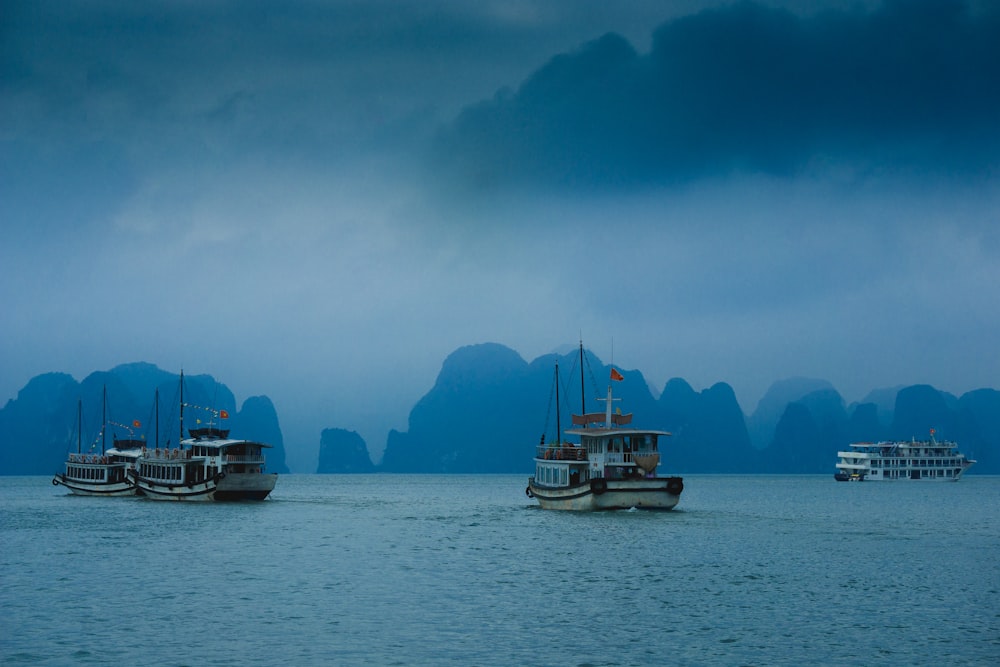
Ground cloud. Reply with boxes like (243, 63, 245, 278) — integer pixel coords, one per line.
(435, 0, 1000, 189)
(2, 1, 999, 469)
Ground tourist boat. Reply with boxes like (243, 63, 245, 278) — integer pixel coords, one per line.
(526, 347, 684, 510)
(129, 374, 277, 501)
(52, 388, 142, 497)
(834, 430, 975, 481)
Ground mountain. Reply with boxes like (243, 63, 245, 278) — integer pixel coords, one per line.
(955, 389, 1000, 472)
(4, 349, 997, 476)
(0, 365, 289, 475)
(318, 428, 374, 473)
(746, 377, 835, 449)
(378, 343, 756, 474)
(380, 343, 545, 472)
(658, 379, 754, 473)
(369, 345, 999, 475)
(762, 388, 849, 473)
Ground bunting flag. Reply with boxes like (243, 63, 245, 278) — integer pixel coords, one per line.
(183, 402, 228, 419)
(610, 367, 624, 382)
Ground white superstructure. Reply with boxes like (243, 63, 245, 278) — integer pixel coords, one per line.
(835, 433, 975, 481)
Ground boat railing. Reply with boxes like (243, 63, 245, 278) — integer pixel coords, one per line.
(225, 453, 266, 464)
(604, 452, 651, 465)
(68, 453, 108, 464)
(142, 448, 193, 460)
(536, 445, 587, 461)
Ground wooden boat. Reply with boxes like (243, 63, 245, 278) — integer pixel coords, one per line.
(130, 372, 277, 501)
(526, 345, 683, 510)
(52, 387, 141, 496)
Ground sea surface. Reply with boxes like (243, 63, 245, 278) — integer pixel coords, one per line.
(2, 474, 998, 666)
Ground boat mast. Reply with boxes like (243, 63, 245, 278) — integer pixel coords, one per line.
(179, 370, 184, 446)
(101, 385, 107, 454)
(604, 382, 614, 426)
(578, 340, 585, 418)
(155, 388, 160, 448)
(76, 399, 82, 454)
(554, 363, 561, 445)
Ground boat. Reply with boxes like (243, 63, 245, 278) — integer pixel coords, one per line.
(52, 387, 143, 497)
(526, 346, 684, 510)
(129, 373, 277, 501)
(834, 430, 975, 481)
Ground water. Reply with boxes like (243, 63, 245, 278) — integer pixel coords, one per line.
(2, 475, 998, 666)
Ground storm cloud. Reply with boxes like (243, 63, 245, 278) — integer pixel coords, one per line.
(2, 1, 998, 469)
(438, 0, 1000, 188)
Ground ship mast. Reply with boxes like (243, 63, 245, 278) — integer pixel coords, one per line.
(76, 399, 82, 454)
(554, 363, 561, 444)
(179, 370, 184, 446)
(155, 388, 160, 448)
(101, 385, 107, 454)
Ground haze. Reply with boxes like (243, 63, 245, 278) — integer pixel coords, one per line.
(3, 1, 998, 471)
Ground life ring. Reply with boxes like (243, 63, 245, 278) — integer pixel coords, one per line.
(666, 478, 684, 495)
(525, 486, 534, 498)
(590, 478, 608, 495)
(52, 477, 60, 486)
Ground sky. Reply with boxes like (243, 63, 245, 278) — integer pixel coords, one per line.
(3, 0, 999, 471)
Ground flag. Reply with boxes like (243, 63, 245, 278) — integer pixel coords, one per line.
(220, 410, 230, 419)
(133, 420, 141, 428)
(610, 367, 624, 382)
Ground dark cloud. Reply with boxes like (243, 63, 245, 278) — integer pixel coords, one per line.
(2, 1, 998, 468)
(436, 0, 1000, 189)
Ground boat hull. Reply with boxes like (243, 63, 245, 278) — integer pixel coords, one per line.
(52, 475, 137, 497)
(214, 472, 278, 501)
(132, 473, 218, 501)
(130, 471, 277, 501)
(528, 477, 683, 511)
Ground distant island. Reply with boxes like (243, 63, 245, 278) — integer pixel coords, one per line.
(2, 347, 997, 476)
(0, 363, 289, 476)
(318, 343, 999, 475)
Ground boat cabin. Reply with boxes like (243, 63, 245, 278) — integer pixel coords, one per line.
(534, 425, 667, 489)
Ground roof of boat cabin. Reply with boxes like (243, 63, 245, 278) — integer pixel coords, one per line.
(564, 427, 671, 437)
(105, 447, 142, 457)
(179, 438, 272, 449)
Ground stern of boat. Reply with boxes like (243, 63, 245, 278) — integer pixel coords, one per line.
(214, 472, 278, 500)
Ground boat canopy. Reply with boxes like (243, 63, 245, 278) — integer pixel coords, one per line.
(571, 412, 633, 426)
(188, 427, 230, 440)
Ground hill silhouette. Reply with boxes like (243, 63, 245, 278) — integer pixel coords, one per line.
(372, 343, 999, 475)
(2, 348, 996, 476)
(0, 364, 289, 475)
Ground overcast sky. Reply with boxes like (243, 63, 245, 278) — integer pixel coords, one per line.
(3, 0, 999, 470)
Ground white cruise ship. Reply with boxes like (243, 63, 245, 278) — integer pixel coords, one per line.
(835, 431, 975, 481)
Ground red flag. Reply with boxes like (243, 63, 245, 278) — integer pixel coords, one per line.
(132, 420, 141, 428)
(220, 410, 230, 419)
(610, 368, 624, 382)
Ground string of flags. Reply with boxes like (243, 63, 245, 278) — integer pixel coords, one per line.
(83, 406, 231, 451)
(182, 403, 231, 419)
(88, 420, 145, 450)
